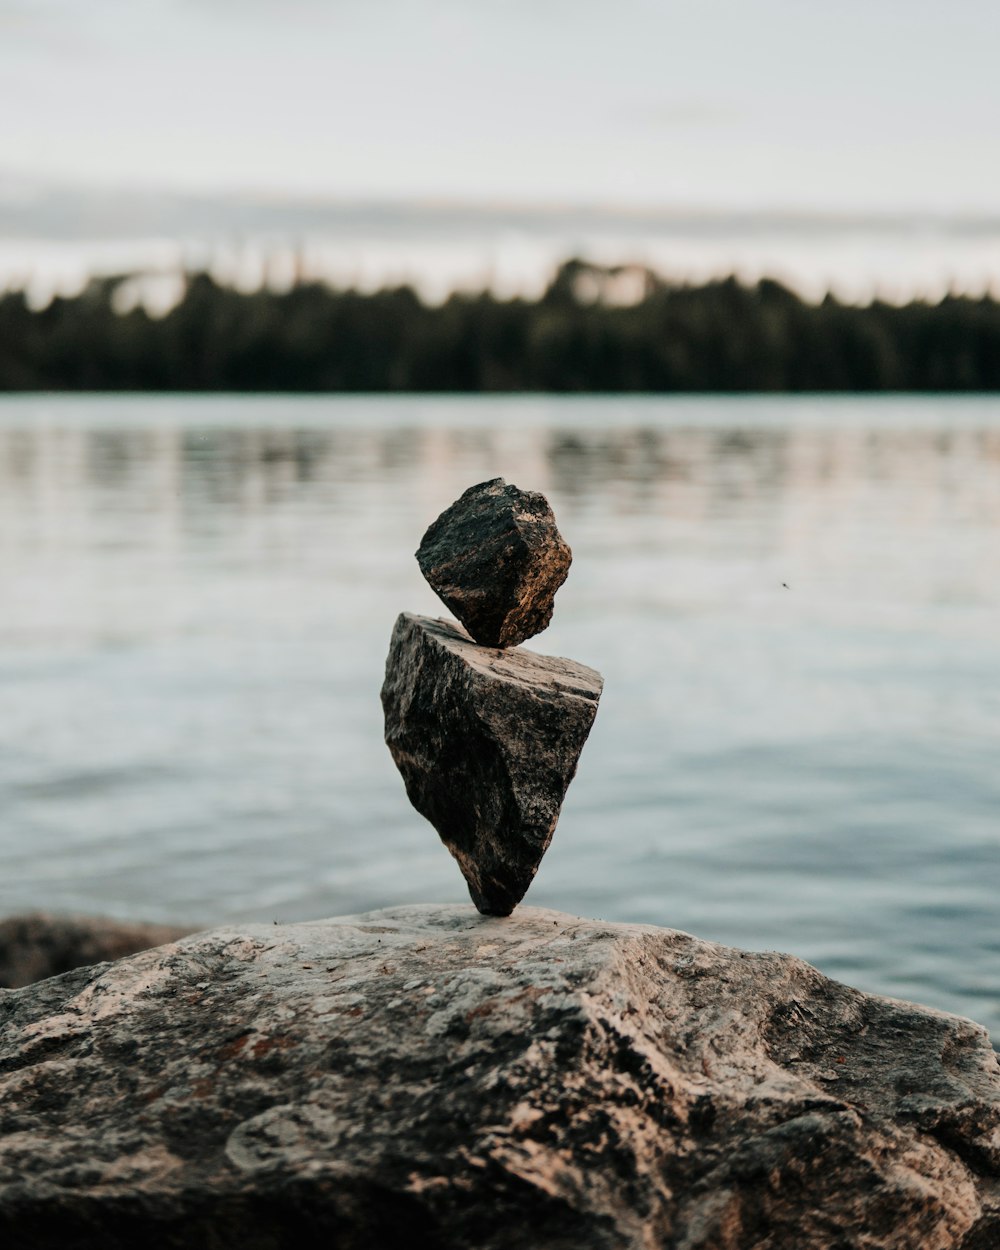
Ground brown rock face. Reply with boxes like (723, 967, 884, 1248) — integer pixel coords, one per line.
(0, 912, 194, 988)
(381, 613, 602, 915)
(415, 478, 572, 648)
(1, 905, 997, 1250)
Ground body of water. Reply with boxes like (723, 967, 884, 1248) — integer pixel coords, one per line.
(1, 395, 998, 1036)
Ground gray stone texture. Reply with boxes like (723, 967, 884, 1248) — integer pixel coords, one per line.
(415, 478, 572, 648)
(1, 905, 998, 1250)
(381, 613, 602, 915)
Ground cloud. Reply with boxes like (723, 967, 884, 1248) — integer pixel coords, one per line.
(0, 0, 107, 50)
(620, 100, 740, 129)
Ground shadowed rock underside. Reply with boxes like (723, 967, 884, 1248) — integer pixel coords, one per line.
(0, 906, 998, 1250)
(381, 612, 602, 914)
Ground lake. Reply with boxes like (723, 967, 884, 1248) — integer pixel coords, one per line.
(1, 394, 998, 1038)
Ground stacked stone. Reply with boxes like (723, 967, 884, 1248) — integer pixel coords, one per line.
(381, 479, 603, 916)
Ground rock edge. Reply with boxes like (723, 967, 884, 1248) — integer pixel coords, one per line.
(0, 912, 194, 989)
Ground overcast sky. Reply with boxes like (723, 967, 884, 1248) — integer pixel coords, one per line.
(3, 0, 1000, 213)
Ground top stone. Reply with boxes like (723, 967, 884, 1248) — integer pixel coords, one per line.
(415, 479, 572, 648)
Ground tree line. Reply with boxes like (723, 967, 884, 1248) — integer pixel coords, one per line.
(2, 259, 998, 391)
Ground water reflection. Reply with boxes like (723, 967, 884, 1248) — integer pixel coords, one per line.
(0, 397, 999, 1038)
(4, 415, 1000, 532)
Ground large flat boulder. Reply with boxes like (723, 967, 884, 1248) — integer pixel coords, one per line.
(1, 905, 998, 1250)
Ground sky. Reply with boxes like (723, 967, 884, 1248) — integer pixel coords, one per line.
(4, 0, 1000, 214)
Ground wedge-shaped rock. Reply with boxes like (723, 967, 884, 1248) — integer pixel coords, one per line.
(381, 613, 602, 914)
(416, 478, 572, 648)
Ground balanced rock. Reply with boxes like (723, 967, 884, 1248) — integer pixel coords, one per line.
(2, 905, 998, 1250)
(416, 478, 572, 648)
(381, 613, 602, 915)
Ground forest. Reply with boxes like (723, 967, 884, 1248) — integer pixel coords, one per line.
(2, 259, 998, 391)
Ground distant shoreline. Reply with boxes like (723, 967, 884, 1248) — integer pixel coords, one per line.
(3, 259, 999, 392)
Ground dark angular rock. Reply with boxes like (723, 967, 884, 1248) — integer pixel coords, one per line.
(381, 612, 602, 915)
(415, 478, 572, 648)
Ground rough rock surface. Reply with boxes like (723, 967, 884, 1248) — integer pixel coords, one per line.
(415, 478, 572, 648)
(1, 905, 998, 1250)
(381, 612, 602, 915)
(0, 912, 194, 989)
